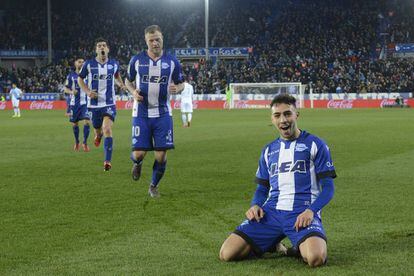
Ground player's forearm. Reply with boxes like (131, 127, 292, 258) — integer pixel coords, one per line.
(77, 77, 90, 93)
(308, 177, 334, 214)
(115, 76, 125, 89)
(125, 79, 137, 94)
(176, 83, 185, 93)
(63, 87, 73, 94)
(251, 184, 269, 207)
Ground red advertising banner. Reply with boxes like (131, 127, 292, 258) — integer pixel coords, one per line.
(0, 99, 413, 110)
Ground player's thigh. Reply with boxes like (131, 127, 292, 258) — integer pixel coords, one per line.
(79, 105, 90, 122)
(220, 233, 251, 262)
(89, 108, 103, 129)
(181, 103, 192, 113)
(103, 116, 113, 129)
(283, 211, 327, 251)
(102, 106, 116, 123)
(152, 116, 174, 150)
(234, 212, 285, 256)
(132, 117, 153, 151)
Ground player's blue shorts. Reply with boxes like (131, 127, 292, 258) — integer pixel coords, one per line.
(131, 115, 174, 151)
(234, 205, 327, 256)
(69, 104, 90, 123)
(88, 105, 116, 129)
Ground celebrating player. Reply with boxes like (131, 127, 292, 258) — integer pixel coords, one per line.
(219, 94, 336, 267)
(64, 57, 91, 152)
(78, 38, 126, 171)
(10, 83, 22, 118)
(125, 25, 184, 197)
(180, 78, 194, 127)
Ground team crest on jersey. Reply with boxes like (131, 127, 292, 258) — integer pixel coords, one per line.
(269, 160, 306, 176)
(295, 143, 308, 152)
(161, 62, 170, 69)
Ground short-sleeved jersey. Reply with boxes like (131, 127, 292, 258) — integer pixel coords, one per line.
(65, 71, 87, 106)
(180, 82, 194, 104)
(10, 88, 22, 100)
(127, 51, 184, 118)
(256, 130, 336, 212)
(78, 58, 119, 108)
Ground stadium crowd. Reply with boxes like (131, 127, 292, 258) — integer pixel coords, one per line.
(1, 0, 414, 94)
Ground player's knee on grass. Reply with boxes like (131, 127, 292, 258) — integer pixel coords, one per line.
(306, 252, 326, 267)
(299, 237, 327, 267)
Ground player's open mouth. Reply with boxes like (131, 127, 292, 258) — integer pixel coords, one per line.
(280, 125, 290, 131)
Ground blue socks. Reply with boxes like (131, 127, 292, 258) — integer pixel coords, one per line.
(83, 125, 90, 144)
(104, 137, 113, 162)
(151, 160, 166, 187)
(73, 125, 79, 144)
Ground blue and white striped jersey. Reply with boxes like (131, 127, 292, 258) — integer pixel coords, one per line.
(79, 59, 120, 108)
(65, 71, 87, 107)
(127, 51, 184, 118)
(256, 130, 337, 212)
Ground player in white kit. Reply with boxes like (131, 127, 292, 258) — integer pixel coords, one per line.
(180, 79, 194, 127)
(10, 83, 22, 118)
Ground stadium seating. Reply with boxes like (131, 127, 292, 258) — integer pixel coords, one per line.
(0, 0, 413, 94)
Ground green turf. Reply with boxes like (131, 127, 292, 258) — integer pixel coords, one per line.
(0, 108, 413, 275)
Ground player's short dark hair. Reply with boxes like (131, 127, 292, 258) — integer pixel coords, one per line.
(270, 93, 297, 108)
(145, 25, 162, 35)
(73, 57, 83, 63)
(94, 37, 108, 47)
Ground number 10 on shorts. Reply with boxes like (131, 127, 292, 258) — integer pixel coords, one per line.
(132, 126, 140, 137)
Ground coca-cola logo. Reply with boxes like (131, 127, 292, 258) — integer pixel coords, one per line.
(124, 100, 134, 109)
(29, 101, 54, 110)
(234, 100, 248, 109)
(380, 99, 396, 108)
(0, 101, 6, 110)
(327, 100, 354, 109)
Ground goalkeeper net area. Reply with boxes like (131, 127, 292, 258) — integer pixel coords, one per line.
(228, 82, 309, 109)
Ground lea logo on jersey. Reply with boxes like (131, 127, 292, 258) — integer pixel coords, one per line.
(270, 160, 306, 176)
(92, 74, 113, 80)
(142, 75, 168, 84)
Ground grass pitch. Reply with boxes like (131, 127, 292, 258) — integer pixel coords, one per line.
(0, 108, 413, 275)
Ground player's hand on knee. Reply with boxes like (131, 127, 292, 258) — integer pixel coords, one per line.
(133, 89, 143, 102)
(245, 205, 264, 222)
(294, 209, 314, 232)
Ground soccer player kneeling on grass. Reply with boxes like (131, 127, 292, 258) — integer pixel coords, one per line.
(219, 93, 336, 267)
